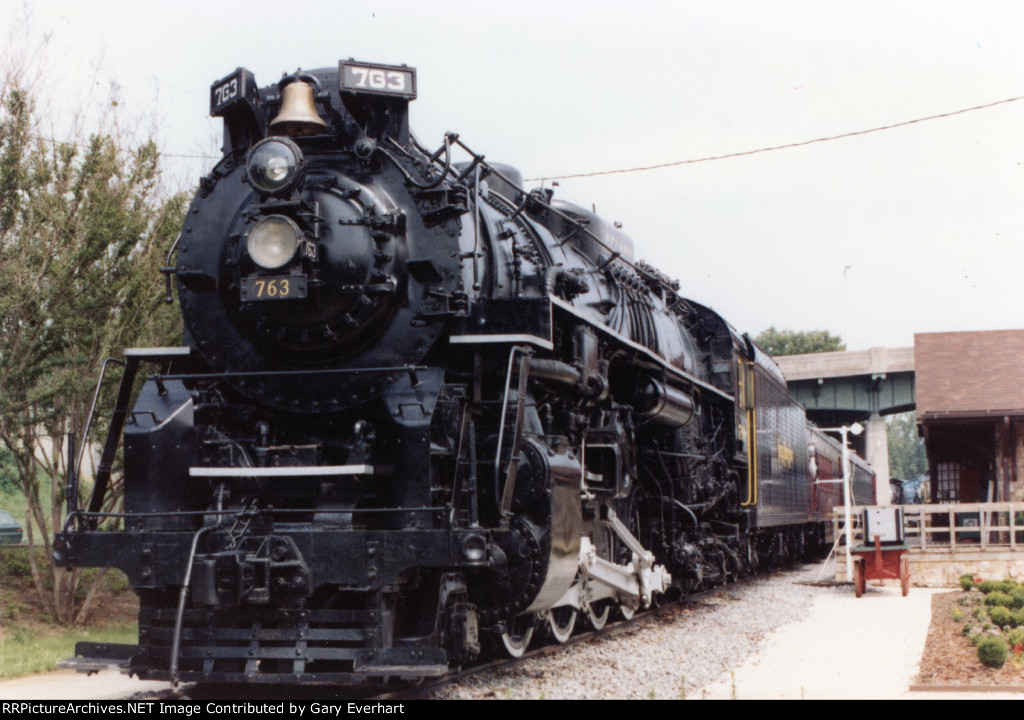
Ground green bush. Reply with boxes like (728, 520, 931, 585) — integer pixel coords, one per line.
(972, 607, 987, 621)
(979, 580, 1002, 594)
(952, 608, 965, 622)
(959, 574, 975, 591)
(1013, 610, 1024, 629)
(984, 591, 1014, 608)
(0, 547, 43, 578)
(1011, 588, 1024, 609)
(977, 636, 1009, 668)
(1007, 627, 1024, 647)
(989, 606, 1014, 628)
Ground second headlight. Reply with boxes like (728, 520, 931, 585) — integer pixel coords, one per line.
(247, 215, 301, 269)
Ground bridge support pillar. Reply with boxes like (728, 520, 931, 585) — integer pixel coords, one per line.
(864, 414, 890, 504)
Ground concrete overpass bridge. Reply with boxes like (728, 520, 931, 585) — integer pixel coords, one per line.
(774, 346, 916, 495)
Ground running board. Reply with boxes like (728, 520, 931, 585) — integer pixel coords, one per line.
(189, 465, 382, 477)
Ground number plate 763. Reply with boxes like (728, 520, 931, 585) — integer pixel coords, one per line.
(241, 275, 308, 301)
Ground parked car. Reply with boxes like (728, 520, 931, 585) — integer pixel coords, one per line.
(891, 475, 928, 505)
(0, 510, 23, 545)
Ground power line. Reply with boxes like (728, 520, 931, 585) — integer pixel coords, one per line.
(526, 95, 1024, 182)
(23, 94, 1024, 170)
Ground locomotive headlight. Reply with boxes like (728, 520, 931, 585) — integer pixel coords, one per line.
(246, 137, 305, 195)
(247, 215, 301, 269)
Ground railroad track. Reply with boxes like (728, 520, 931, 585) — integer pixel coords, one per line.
(114, 571, 765, 701)
(372, 581, 737, 701)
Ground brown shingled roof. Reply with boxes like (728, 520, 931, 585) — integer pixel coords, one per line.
(915, 329, 1024, 418)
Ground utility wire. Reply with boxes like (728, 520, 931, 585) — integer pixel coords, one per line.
(22, 94, 1024, 169)
(526, 95, 1024, 182)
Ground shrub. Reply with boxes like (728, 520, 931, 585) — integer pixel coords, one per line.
(952, 608, 965, 622)
(979, 580, 1002, 594)
(0, 547, 42, 578)
(1014, 610, 1024, 628)
(972, 628, 995, 645)
(977, 636, 1009, 668)
(984, 591, 1014, 608)
(1007, 627, 1024, 647)
(973, 607, 988, 621)
(1011, 588, 1024, 609)
(989, 606, 1014, 628)
(959, 574, 975, 591)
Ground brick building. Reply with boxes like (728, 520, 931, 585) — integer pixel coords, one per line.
(915, 329, 1024, 504)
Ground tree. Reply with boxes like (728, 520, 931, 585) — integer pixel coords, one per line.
(0, 56, 187, 624)
(887, 412, 928, 480)
(754, 327, 845, 357)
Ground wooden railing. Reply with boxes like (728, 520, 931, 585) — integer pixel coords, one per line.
(833, 503, 1024, 553)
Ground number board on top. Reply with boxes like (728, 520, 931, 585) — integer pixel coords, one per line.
(210, 68, 258, 117)
(339, 61, 416, 99)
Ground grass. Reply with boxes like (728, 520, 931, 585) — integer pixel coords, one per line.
(1, 545, 139, 679)
(0, 622, 138, 678)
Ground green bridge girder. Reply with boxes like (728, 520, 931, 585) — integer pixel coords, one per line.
(786, 371, 916, 429)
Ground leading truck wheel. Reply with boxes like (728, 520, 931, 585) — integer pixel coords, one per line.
(500, 616, 535, 658)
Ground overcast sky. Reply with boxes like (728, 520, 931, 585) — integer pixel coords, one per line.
(4, 0, 1022, 350)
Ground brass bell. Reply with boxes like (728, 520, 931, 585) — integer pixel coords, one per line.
(270, 81, 327, 137)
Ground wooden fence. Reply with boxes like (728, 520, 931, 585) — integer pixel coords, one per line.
(833, 503, 1024, 553)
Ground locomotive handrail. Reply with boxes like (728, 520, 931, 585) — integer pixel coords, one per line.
(64, 505, 452, 534)
(68, 506, 448, 521)
(378, 133, 454, 191)
(410, 129, 698, 316)
(74, 356, 127, 499)
(148, 364, 429, 383)
(446, 135, 697, 316)
(160, 232, 183, 305)
(548, 295, 734, 403)
(494, 345, 533, 529)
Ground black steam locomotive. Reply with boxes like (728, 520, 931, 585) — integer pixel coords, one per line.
(57, 60, 874, 685)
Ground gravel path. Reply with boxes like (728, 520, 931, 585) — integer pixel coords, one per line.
(429, 562, 847, 700)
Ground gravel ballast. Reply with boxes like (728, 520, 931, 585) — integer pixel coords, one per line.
(430, 563, 846, 700)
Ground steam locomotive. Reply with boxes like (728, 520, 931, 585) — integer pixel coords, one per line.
(57, 60, 875, 686)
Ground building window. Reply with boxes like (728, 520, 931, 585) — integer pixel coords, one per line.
(935, 462, 961, 502)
